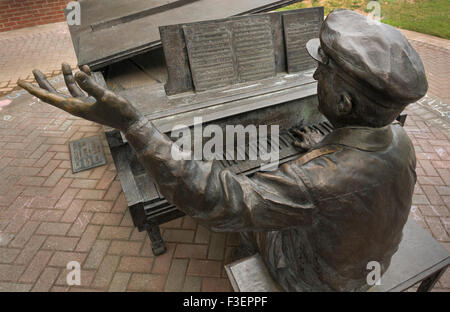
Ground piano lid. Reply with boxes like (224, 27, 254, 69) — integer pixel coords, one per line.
(67, 0, 299, 70)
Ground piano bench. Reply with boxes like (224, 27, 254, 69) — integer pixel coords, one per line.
(225, 218, 450, 292)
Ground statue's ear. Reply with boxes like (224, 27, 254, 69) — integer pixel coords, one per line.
(337, 93, 352, 116)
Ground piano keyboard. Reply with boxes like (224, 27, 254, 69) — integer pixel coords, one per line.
(142, 121, 333, 221)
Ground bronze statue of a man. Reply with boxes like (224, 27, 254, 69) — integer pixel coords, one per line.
(19, 10, 428, 291)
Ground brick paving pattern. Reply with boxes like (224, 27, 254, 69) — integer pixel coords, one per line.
(0, 23, 449, 292)
(0, 22, 77, 96)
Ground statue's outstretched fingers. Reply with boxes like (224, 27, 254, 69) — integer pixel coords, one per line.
(62, 63, 85, 97)
(32, 69, 57, 93)
(80, 65, 92, 76)
(74, 71, 106, 101)
(19, 80, 73, 111)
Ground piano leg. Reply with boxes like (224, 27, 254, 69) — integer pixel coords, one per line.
(145, 223, 167, 256)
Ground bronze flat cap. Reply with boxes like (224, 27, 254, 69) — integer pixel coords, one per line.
(307, 9, 428, 106)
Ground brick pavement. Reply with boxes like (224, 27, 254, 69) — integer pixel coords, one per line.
(0, 22, 77, 96)
(0, 23, 449, 292)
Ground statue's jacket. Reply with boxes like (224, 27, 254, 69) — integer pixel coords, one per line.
(125, 121, 417, 291)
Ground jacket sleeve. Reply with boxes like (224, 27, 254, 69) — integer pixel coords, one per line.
(125, 118, 317, 232)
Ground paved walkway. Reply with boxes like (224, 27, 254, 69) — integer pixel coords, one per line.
(0, 22, 77, 96)
(0, 22, 449, 292)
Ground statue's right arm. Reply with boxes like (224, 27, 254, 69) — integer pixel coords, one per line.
(124, 117, 317, 232)
(19, 64, 317, 232)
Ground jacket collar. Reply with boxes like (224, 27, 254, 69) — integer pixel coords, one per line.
(317, 125, 393, 152)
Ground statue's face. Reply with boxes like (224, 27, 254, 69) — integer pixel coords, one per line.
(313, 63, 342, 127)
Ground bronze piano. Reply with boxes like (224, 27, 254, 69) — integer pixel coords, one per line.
(67, 3, 328, 255)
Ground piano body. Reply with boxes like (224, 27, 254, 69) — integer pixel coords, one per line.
(67, 2, 329, 255)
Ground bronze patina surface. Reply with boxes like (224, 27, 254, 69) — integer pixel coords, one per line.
(19, 9, 428, 291)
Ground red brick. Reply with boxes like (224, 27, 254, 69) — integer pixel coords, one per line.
(19, 250, 53, 283)
(75, 225, 101, 252)
(130, 228, 147, 241)
(0, 247, 21, 264)
(17, 176, 45, 186)
(103, 181, 122, 201)
(182, 276, 202, 292)
(0, 264, 25, 282)
(108, 241, 142, 256)
(76, 190, 105, 200)
(10, 221, 40, 248)
(43, 236, 79, 251)
(99, 226, 132, 240)
(30, 209, 63, 222)
(49, 178, 74, 200)
(29, 144, 50, 159)
(187, 259, 222, 277)
(83, 240, 110, 270)
(96, 171, 116, 190)
(91, 255, 120, 289)
(91, 212, 123, 226)
(60, 199, 85, 223)
(53, 152, 70, 160)
(89, 166, 107, 180)
(31, 267, 60, 292)
(182, 216, 198, 229)
(118, 256, 154, 273)
(425, 217, 449, 241)
(108, 272, 131, 292)
(30, 196, 59, 209)
(54, 187, 78, 209)
(43, 168, 66, 187)
(161, 218, 183, 229)
(195, 225, 211, 244)
(36, 222, 70, 236)
(128, 273, 166, 292)
(14, 235, 47, 265)
(70, 179, 98, 189)
(163, 229, 195, 243)
(202, 277, 233, 292)
(67, 212, 92, 237)
(48, 251, 87, 267)
(120, 210, 134, 227)
(174, 244, 208, 259)
(112, 193, 127, 213)
(83, 200, 113, 212)
(37, 159, 59, 176)
(418, 176, 445, 185)
(208, 233, 226, 261)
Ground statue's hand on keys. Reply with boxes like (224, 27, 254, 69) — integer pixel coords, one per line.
(18, 63, 143, 132)
(290, 126, 323, 152)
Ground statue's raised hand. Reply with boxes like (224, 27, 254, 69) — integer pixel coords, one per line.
(18, 63, 143, 132)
